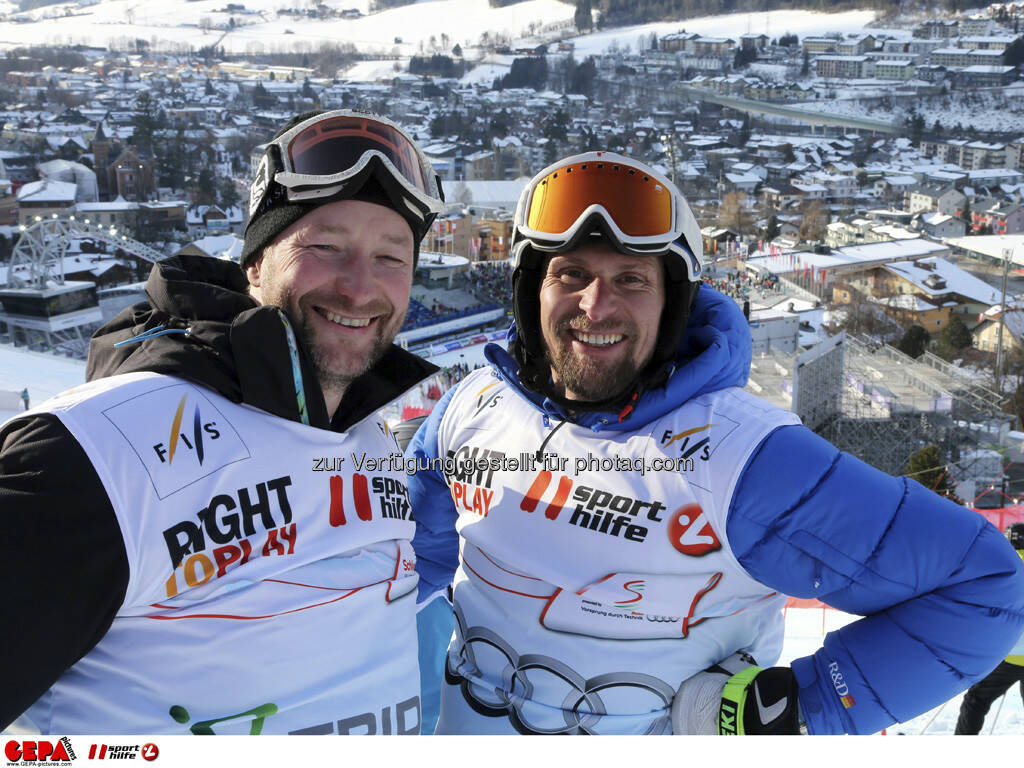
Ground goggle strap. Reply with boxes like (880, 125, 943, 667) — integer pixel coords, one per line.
(248, 145, 289, 223)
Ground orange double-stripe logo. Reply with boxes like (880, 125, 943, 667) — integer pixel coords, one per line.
(329, 474, 374, 527)
(520, 470, 573, 520)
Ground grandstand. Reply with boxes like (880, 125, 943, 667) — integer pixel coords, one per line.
(747, 330, 1013, 476)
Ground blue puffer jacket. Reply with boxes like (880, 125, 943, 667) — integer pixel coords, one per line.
(409, 284, 1024, 735)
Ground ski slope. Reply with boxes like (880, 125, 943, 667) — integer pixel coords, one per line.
(1, 341, 1021, 736)
(0, 343, 86, 422)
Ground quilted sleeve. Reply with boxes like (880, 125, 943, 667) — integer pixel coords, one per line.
(727, 424, 1024, 735)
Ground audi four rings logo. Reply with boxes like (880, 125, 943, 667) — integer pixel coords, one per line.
(445, 602, 675, 735)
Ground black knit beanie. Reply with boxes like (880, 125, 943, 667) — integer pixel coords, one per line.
(241, 110, 426, 268)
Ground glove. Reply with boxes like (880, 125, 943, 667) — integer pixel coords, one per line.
(671, 652, 804, 735)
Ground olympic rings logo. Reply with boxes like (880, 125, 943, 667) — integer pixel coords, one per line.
(445, 602, 675, 735)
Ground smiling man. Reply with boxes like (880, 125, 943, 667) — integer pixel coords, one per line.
(0, 111, 446, 734)
(539, 243, 664, 402)
(406, 151, 1024, 735)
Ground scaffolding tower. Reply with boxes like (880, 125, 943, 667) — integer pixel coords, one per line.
(748, 333, 1013, 477)
(1, 215, 170, 357)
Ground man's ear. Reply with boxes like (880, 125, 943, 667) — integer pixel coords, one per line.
(245, 256, 262, 289)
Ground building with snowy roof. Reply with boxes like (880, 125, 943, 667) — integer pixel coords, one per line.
(16, 179, 78, 225)
(947, 234, 1024, 266)
(815, 55, 874, 79)
(917, 211, 967, 239)
(974, 310, 1024, 353)
(960, 64, 1018, 88)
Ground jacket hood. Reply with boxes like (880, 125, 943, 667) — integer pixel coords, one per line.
(87, 254, 438, 432)
(484, 283, 751, 431)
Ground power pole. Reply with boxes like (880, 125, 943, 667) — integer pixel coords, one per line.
(995, 247, 1013, 397)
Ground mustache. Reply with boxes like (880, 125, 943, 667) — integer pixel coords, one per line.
(309, 295, 394, 318)
(557, 315, 635, 336)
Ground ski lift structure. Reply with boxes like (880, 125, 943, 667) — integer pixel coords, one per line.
(0, 214, 169, 357)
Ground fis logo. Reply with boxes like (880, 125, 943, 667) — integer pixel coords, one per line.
(471, 381, 502, 417)
(376, 420, 400, 450)
(828, 661, 856, 709)
(666, 504, 721, 557)
(4, 738, 76, 763)
(152, 393, 221, 466)
(660, 423, 714, 462)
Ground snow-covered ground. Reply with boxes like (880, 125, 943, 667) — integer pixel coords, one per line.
(0, 2, 879, 62)
(567, 9, 879, 57)
(0, 343, 86, 423)
(792, 83, 1024, 135)
(0, 0, 578, 56)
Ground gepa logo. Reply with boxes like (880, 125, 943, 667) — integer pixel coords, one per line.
(828, 661, 856, 709)
(4, 738, 75, 763)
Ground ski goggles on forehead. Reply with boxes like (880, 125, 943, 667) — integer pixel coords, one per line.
(514, 153, 702, 280)
(265, 110, 444, 215)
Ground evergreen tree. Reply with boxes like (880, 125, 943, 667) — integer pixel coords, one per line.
(131, 91, 158, 156)
(762, 213, 780, 242)
(898, 325, 930, 359)
(574, 0, 593, 33)
(218, 176, 241, 210)
(252, 81, 274, 108)
(570, 57, 597, 98)
(905, 109, 926, 144)
(905, 444, 955, 498)
(1013, 379, 1024, 430)
(934, 315, 972, 360)
(1005, 37, 1024, 67)
(191, 167, 217, 206)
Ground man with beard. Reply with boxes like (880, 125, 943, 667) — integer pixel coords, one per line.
(406, 152, 1024, 735)
(0, 110, 446, 734)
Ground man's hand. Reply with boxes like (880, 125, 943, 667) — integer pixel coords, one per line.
(671, 652, 804, 734)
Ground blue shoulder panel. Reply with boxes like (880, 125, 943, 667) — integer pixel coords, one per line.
(407, 382, 462, 601)
(406, 383, 463, 734)
(728, 424, 1024, 734)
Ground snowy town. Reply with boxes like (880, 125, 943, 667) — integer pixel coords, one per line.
(1, 0, 1024, 738)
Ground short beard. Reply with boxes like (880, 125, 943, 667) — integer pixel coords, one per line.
(546, 316, 641, 403)
(301, 319, 393, 396)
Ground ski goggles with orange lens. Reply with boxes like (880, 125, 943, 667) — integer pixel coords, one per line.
(252, 110, 444, 222)
(513, 151, 702, 281)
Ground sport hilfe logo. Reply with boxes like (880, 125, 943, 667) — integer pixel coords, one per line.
(152, 393, 221, 466)
(328, 474, 411, 527)
(87, 743, 157, 761)
(666, 504, 721, 556)
(520, 471, 665, 543)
